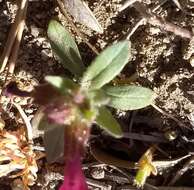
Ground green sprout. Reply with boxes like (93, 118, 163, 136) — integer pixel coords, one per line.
(4, 20, 155, 190)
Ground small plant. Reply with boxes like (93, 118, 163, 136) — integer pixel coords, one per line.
(4, 20, 154, 189)
(134, 146, 157, 188)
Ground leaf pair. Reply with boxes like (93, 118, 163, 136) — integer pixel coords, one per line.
(47, 20, 131, 89)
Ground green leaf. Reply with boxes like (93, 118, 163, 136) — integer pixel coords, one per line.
(45, 75, 78, 95)
(38, 117, 61, 131)
(87, 89, 109, 107)
(32, 108, 64, 131)
(32, 108, 64, 163)
(35, 113, 63, 131)
(104, 85, 155, 110)
(81, 41, 131, 89)
(47, 20, 85, 77)
(44, 127, 64, 163)
(96, 106, 123, 138)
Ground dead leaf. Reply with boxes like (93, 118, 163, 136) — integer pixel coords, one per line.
(0, 129, 38, 188)
(63, 0, 103, 33)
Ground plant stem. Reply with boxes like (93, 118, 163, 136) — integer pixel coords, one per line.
(13, 102, 33, 144)
(0, 0, 28, 72)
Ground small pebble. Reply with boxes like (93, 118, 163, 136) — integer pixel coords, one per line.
(149, 27, 161, 35)
(164, 130, 178, 141)
(90, 167, 105, 179)
(31, 25, 40, 37)
(190, 55, 194, 67)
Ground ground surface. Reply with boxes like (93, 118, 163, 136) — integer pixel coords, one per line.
(1, 0, 194, 189)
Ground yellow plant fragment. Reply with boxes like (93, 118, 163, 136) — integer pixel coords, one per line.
(0, 129, 38, 188)
(0, 118, 5, 130)
(134, 146, 157, 188)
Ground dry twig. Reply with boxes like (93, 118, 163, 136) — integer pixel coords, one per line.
(120, 0, 193, 39)
(12, 102, 33, 143)
(152, 104, 189, 129)
(86, 178, 112, 190)
(0, 0, 28, 73)
(172, 0, 183, 10)
(133, 1, 193, 39)
(119, 0, 140, 12)
(123, 132, 167, 143)
(118, 186, 194, 190)
(8, 3, 28, 74)
(124, 0, 168, 39)
(168, 155, 194, 185)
